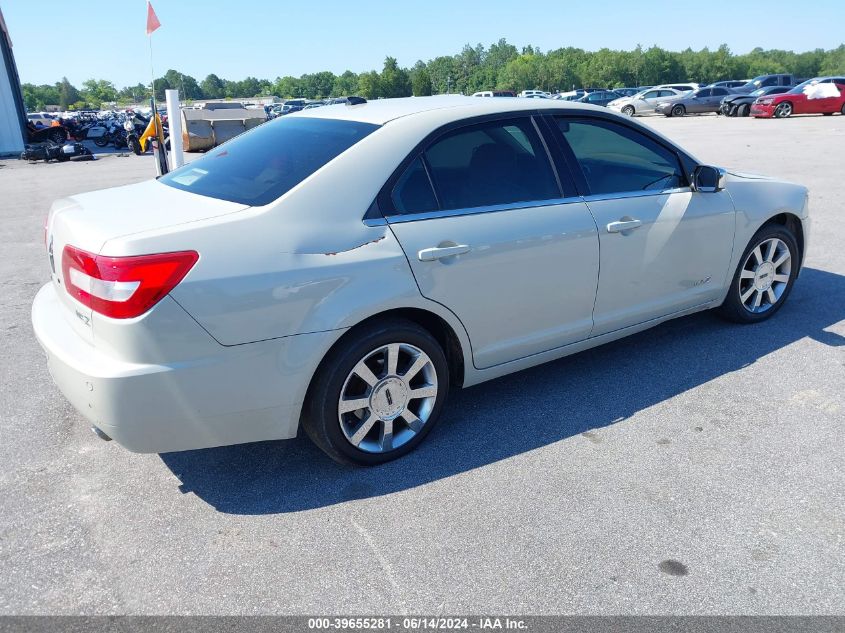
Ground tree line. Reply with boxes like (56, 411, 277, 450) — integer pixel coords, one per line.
(22, 40, 845, 110)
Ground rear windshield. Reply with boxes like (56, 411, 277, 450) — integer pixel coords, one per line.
(160, 117, 379, 206)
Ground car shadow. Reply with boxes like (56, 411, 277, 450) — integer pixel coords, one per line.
(160, 267, 845, 514)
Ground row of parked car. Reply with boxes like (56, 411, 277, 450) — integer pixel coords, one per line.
(471, 74, 845, 120)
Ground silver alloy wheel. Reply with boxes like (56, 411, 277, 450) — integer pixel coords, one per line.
(338, 342, 438, 454)
(622, 105, 635, 116)
(738, 237, 792, 314)
(775, 102, 792, 118)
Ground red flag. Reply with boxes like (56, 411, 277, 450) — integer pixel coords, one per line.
(146, 2, 161, 35)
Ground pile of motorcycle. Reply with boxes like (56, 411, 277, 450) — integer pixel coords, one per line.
(21, 141, 94, 164)
(66, 112, 169, 155)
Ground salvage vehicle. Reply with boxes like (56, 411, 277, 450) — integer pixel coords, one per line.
(751, 78, 845, 118)
(720, 86, 791, 117)
(33, 96, 809, 465)
(734, 74, 800, 94)
(655, 86, 734, 116)
(26, 121, 68, 145)
(607, 87, 684, 116)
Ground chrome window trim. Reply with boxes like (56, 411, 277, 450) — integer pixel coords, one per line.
(379, 187, 694, 225)
(581, 186, 692, 203)
(382, 196, 586, 224)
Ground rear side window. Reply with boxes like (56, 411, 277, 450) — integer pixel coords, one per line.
(423, 118, 560, 210)
(391, 157, 438, 214)
(556, 118, 685, 196)
(160, 117, 378, 206)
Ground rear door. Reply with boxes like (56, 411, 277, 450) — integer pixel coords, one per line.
(385, 115, 600, 369)
(547, 115, 736, 335)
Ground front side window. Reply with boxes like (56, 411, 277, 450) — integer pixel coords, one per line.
(160, 117, 379, 206)
(643, 91, 659, 99)
(423, 118, 560, 210)
(556, 118, 685, 196)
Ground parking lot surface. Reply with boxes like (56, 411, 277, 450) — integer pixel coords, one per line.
(1, 115, 843, 615)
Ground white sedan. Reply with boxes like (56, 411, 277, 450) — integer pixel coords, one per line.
(33, 96, 810, 465)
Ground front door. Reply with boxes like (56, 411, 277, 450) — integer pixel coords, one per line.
(551, 115, 736, 336)
(384, 116, 600, 369)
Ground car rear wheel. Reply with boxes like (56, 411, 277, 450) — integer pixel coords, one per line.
(622, 105, 635, 116)
(717, 224, 799, 324)
(671, 104, 685, 117)
(302, 319, 450, 465)
(774, 102, 793, 118)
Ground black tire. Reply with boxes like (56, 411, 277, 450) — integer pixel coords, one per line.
(622, 105, 635, 116)
(128, 137, 142, 155)
(93, 136, 109, 148)
(717, 224, 800, 324)
(48, 129, 66, 144)
(738, 104, 750, 117)
(302, 318, 450, 466)
(672, 104, 685, 117)
(841, 103, 845, 115)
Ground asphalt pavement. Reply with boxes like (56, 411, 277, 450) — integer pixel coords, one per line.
(0, 114, 842, 615)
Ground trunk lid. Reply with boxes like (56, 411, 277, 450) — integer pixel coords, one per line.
(45, 179, 248, 343)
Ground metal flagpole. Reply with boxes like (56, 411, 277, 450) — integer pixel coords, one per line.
(147, 2, 167, 175)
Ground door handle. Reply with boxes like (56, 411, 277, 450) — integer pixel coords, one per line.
(418, 244, 471, 261)
(607, 219, 642, 233)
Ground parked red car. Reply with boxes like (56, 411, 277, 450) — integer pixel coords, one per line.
(751, 77, 845, 118)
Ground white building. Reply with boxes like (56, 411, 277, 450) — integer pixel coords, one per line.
(0, 8, 25, 156)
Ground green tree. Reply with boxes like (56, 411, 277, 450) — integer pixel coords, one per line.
(58, 77, 80, 110)
(81, 79, 118, 106)
(357, 71, 382, 99)
(410, 61, 432, 96)
(332, 71, 359, 97)
(200, 74, 225, 99)
(379, 57, 411, 98)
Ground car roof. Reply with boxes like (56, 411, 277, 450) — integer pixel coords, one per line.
(291, 95, 586, 125)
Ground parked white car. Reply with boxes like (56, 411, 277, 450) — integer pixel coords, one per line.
(519, 90, 550, 98)
(33, 96, 809, 465)
(608, 88, 685, 115)
(27, 112, 56, 127)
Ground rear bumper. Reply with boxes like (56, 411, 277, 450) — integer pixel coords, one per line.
(32, 283, 337, 453)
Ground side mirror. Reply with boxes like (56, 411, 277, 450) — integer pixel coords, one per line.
(692, 165, 727, 193)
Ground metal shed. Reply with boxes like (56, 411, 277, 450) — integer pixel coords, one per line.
(0, 8, 25, 157)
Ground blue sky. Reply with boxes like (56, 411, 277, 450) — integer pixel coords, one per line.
(4, 0, 843, 86)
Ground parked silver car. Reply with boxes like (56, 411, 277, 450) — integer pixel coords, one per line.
(654, 86, 735, 116)
(608, 88, 684, 115)
(33, 96, 810, 465)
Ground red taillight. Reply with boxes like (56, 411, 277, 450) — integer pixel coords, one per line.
(61, 245, 198, 319)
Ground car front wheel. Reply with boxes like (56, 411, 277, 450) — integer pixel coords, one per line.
(717, 224, 799, 323)
(672, 104, 685, 117)
(622, 105, 635, 116)
(303, 318, 450, 465)
(774, 102, 793, 118)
